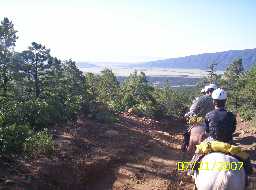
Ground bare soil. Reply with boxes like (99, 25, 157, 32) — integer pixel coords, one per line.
(0, 113, 255, 190)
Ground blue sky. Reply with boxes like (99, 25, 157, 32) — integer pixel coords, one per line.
(0, 0, 255, 62)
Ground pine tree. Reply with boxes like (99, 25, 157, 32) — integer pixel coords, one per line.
(223, 58, 244, 110)
(0, 18, 18, 97)
(98, 68, 120, 105)
(121, 71, 155, 110)
(20, 42, 50, 98)
(206, 62, 218, 83)
(236, 64, 256, 120)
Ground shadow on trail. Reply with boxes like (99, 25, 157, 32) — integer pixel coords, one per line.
(234, 135, 256, 160)
(234, 135, 256, 146)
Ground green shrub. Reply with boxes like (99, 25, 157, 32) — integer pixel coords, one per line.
(64, 95, 83, 121)
(86, 102, 117, 123)
(0, 124, 32, 154)
(87, 102, 109, 113)
(154, 85, 187, 118)
(121, 94, 137, 111)
(3, 99, 50, 129)
(94, 111, 117, 123)
(23, 129, 54, 157)
(121, 71, 155, 109)
(135, 102, 162, 118)
(96, 69, 120, 106)
(238, 106, 256, 121)
(45, 96, 67, 123)
(108, 99, 124, 113)
(3, 97, 81, 129)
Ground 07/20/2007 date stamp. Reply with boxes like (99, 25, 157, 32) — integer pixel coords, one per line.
(177, 161, 244, 171)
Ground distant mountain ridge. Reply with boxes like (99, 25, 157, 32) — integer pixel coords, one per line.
(135, 48, 256, 70)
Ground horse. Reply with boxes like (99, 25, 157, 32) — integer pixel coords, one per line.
(186, 125, 206, 153)
(186, 125, 246, 190)
(193, 152, 246, 190)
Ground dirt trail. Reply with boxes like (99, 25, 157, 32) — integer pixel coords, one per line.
(0, 113, 255, 190)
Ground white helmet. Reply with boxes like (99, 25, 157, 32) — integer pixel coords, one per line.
(203, 86, 208, 92)
(207, 84, 217, 90)
(212, 88, 227, 100)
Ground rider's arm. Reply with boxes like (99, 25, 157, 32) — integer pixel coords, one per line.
(189, 97, 200, 114)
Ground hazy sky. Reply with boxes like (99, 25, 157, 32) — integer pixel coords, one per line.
(0, 0, 255, 62)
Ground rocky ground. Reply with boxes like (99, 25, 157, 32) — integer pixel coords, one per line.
(0, 113, 255, 190)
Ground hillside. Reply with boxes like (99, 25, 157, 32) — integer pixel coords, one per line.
(1, 114, 255, 189)
(134, 49, 256, 70)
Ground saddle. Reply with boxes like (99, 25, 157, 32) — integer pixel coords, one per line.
(187, 116, 204, 125)
(195, 140, 250, 160)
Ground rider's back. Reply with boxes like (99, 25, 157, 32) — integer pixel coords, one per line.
(205, 108, 236, 143)
(190, 95, 214, 117)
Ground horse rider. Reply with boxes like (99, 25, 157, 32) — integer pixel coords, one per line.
(182, 84, 217, 151)
(188, 83, 217, 118)
(185, 85, 208, 118)
(192, 88, 252, 186)
(205, 88, 236, 143)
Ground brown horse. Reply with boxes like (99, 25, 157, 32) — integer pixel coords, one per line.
(186, 125, 207, 153)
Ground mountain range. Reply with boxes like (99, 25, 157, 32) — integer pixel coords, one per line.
(133, 48, 256, 70)
(77, 48, 256, 71)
